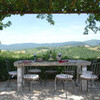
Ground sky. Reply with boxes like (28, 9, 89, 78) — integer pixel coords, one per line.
(0, 14, 100, 45)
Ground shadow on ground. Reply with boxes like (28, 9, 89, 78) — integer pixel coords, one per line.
(0, 80, 100, 100)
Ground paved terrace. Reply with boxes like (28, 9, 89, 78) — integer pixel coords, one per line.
(0, 80, 100, 100)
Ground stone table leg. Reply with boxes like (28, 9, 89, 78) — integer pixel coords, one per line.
(17, 67, 23, 92)
(81, 65, 88, 91)
(81, 79, 88, 91)
(22, 67, 25, 86)
(82, 65, 87, 74)
(76, 64, 81, 85)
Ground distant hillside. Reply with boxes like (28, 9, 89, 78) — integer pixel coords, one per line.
(0, 39, 100, 50)
(84, 39, 100, 45)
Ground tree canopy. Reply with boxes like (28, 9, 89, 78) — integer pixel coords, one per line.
(0, 0, 100, 34)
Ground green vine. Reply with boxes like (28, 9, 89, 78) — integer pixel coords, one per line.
(0, 0, 100, 33)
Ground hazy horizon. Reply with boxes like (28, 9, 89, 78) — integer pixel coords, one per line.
(1, 39, 100, 45)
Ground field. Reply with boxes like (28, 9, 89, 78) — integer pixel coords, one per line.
(2, 45, 99, 60)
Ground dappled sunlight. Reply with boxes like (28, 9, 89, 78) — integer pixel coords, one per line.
(0, 91, 16, 95)
(67, 95, 84, 100)
(0, 80, 100, 100)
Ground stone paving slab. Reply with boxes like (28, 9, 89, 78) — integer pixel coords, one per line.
(0, 80, 100, 100)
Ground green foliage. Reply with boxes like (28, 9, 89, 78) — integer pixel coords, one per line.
(84, 14, 100, 34)
(0, 0, 100, 33)
(0, 21, 12, 30)
(0, 52, 18, 81)
(36, 46, 49, 50)
(36, 14, 54, 25)
(0, 14, 12, 30)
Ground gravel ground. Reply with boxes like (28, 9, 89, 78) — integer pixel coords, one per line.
(0, 80, 100, 100)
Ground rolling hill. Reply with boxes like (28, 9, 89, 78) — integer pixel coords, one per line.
(0, 39, 100, 50)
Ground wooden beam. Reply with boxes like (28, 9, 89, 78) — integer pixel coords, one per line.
(1, 10, 100, 14)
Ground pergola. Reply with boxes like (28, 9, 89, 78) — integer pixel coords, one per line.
(0, 0, 100, 33)
(0, 0, 100, 14)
